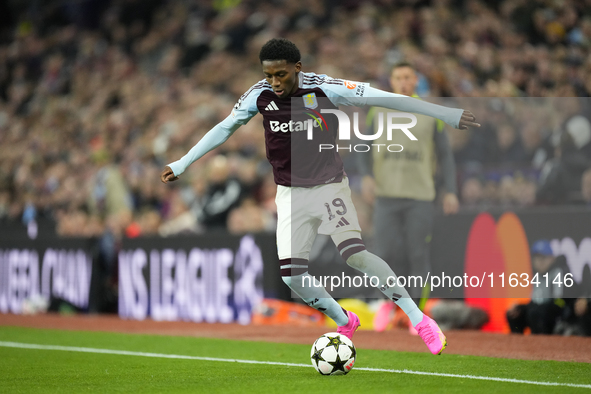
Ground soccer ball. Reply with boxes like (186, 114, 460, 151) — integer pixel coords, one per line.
(310, 332, 356, 375)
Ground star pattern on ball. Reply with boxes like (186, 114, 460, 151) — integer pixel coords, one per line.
(348, 345, 356, 359)
(328, 354, 348, 373)
(311, 347, 325, 366)
(325, 335, 343, 351)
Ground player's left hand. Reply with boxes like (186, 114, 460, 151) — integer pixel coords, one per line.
(442, 193, 459, 215)
(459, 110, 480, 130)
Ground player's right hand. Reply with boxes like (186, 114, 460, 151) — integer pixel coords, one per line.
(160, 166, 179, 183)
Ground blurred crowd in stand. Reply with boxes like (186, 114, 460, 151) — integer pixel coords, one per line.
(1, 0, 591, 238)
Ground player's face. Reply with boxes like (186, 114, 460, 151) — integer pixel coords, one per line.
(262, 60, 302, 99)
(390, 66, 418, 96)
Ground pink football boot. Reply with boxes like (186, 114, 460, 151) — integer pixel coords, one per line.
(337, 310, 361, 340)
(414, 314, 447, 355)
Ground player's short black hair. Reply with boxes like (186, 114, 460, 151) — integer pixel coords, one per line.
(259, 38, 301, 64)
(391, 61, 415, 72)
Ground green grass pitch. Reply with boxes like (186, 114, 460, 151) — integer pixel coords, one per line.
(0, 326, 589, 393)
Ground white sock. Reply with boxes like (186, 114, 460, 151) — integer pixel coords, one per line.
(346, 250, 424, 326)
(395, 297, 424, 326)
(283, 272, 349, 326)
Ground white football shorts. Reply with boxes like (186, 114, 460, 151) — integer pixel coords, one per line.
(275, 177, 361, 260)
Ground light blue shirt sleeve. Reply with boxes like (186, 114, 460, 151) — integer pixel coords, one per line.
(167, 115, 240, 177)
(319, 81, 463, 129)
(167, 87, 261, 176)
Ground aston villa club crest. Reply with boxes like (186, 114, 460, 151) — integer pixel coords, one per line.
(303, 93, 318, 109)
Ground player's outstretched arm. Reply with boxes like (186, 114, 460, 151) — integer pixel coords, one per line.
(362, 87, 480, 129)
(160, 115, 242, 183)
(326, 81, 480, 130)
(161, 83, 261, 183)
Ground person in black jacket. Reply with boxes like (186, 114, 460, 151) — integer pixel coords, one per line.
(537, 111, 591, 204)
(198, 155, 242, 231)
(506, 240, 575, 334)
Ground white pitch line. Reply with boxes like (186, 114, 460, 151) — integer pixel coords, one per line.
(1, 341, 589, 389)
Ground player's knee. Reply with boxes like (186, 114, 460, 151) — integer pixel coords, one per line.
(335, 238, 368, 269)
(345, 249, 391, 273)
(345, 252, 367, 271)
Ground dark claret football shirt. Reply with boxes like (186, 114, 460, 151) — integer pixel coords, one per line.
(230, 72, 369, 187)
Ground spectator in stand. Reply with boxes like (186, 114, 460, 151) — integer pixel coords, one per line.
(521, 123, 543, 163)
(537, 115, 591, 204)
(158, 190, 198, 236)
(571, 298, 591, 336)
(460, 176, 491, 209)
(506, 240, 576, 335)
(227, 198, 275, 235)
(491, 123, 527, 165)
(138, 208, 162, 236)
(87, 152, 133, 218)
(513, 175, 538, 207)
(198, 155, 242, 231)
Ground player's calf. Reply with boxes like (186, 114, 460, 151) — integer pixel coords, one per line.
(279, 258, 349, 326)
(334, 237, 447, 353)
